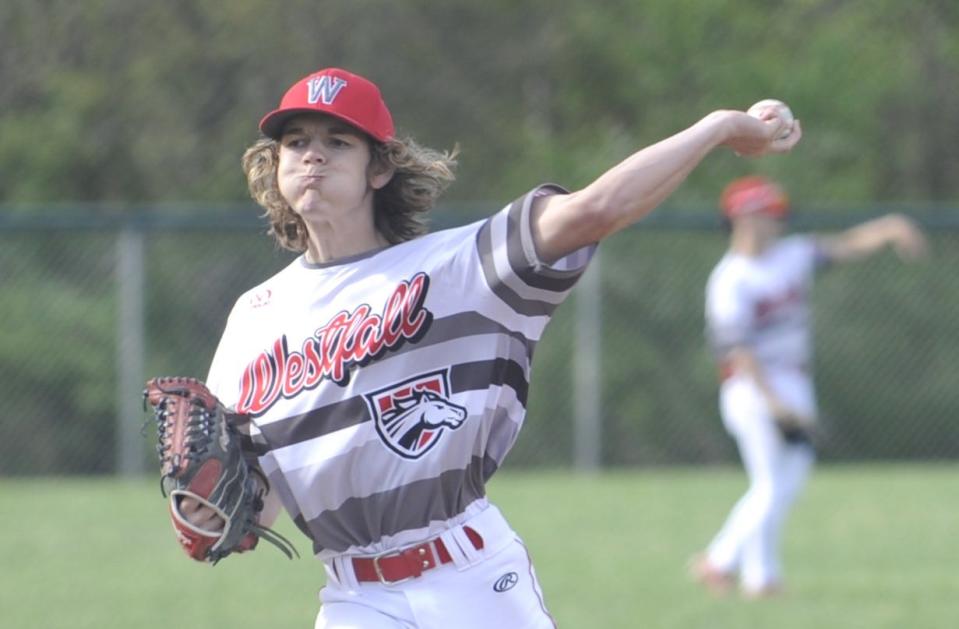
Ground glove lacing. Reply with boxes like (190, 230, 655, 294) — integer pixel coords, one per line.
(149, 390, 300, 561)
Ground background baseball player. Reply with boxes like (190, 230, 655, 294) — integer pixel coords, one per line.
(691, 175, 927, 599)
(171, 68, 801, 627)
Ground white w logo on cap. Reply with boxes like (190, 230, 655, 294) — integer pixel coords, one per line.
(307, 76, 347, 105)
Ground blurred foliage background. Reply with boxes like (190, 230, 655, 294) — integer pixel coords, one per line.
(3, 0, 958, 205)
(2, 0, 958, 474)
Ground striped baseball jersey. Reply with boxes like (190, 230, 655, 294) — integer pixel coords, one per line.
(206, 184, 594, 559)
(705, 235, 829, 371)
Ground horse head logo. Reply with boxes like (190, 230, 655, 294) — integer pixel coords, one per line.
(365, 370, 468, 459)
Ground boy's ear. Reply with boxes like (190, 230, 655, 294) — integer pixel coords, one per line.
(369, 160, 395, 190)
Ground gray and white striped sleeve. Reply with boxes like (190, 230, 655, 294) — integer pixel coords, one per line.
(475, 184, 596, 318)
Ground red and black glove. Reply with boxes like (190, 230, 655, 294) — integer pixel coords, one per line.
(144, 377, 297, 564)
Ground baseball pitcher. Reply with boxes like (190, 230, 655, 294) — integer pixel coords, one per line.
(145, 69, 801, 627)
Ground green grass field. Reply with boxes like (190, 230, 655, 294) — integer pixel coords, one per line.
(2, 463, 956, 629)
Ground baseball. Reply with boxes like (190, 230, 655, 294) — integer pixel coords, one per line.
(747, 99, 794, 140)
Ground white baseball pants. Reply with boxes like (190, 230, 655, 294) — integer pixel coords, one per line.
(315, 505, 555, 629)
(706, 368, 816, 591)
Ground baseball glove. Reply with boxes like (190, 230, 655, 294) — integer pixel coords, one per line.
(144, 376, 298, 564)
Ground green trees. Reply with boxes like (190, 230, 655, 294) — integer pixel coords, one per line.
(2, 0, 957, 206)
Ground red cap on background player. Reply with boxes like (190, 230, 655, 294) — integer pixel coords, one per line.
(720, 175, 790, 220)
(259, 68, 395, 142)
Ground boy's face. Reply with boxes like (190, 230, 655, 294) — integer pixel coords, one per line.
(735, 212, 785, 241)
(276, 113, 390, 223)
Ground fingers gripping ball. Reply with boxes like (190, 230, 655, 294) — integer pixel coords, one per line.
(144, 377, 298, 564)
(747, 99, 795, 139)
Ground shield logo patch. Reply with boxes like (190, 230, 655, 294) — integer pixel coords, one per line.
(365, 369, 468, 459)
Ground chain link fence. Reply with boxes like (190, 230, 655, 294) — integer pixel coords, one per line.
(2, 207, 957, 476)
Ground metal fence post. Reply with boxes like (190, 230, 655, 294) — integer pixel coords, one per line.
(116, 225, 146, 476)
(573, 249, 602, 471)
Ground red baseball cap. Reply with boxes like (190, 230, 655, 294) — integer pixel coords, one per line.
(720, 175, 790, 220)
(258, 68, 395, 142)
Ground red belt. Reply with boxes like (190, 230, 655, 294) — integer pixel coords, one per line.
(351, 526, 484, 584)
(718, 360, 735, 383)
(718, 360, 809, 382)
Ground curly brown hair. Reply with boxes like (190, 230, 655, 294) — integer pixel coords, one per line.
(242, 135, 458, 252)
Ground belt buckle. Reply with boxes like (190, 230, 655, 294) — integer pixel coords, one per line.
(372, 551, 414, 586)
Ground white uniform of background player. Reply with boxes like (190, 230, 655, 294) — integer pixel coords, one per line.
(177, 66, 804, 628)
(693, 176, 927, 598)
